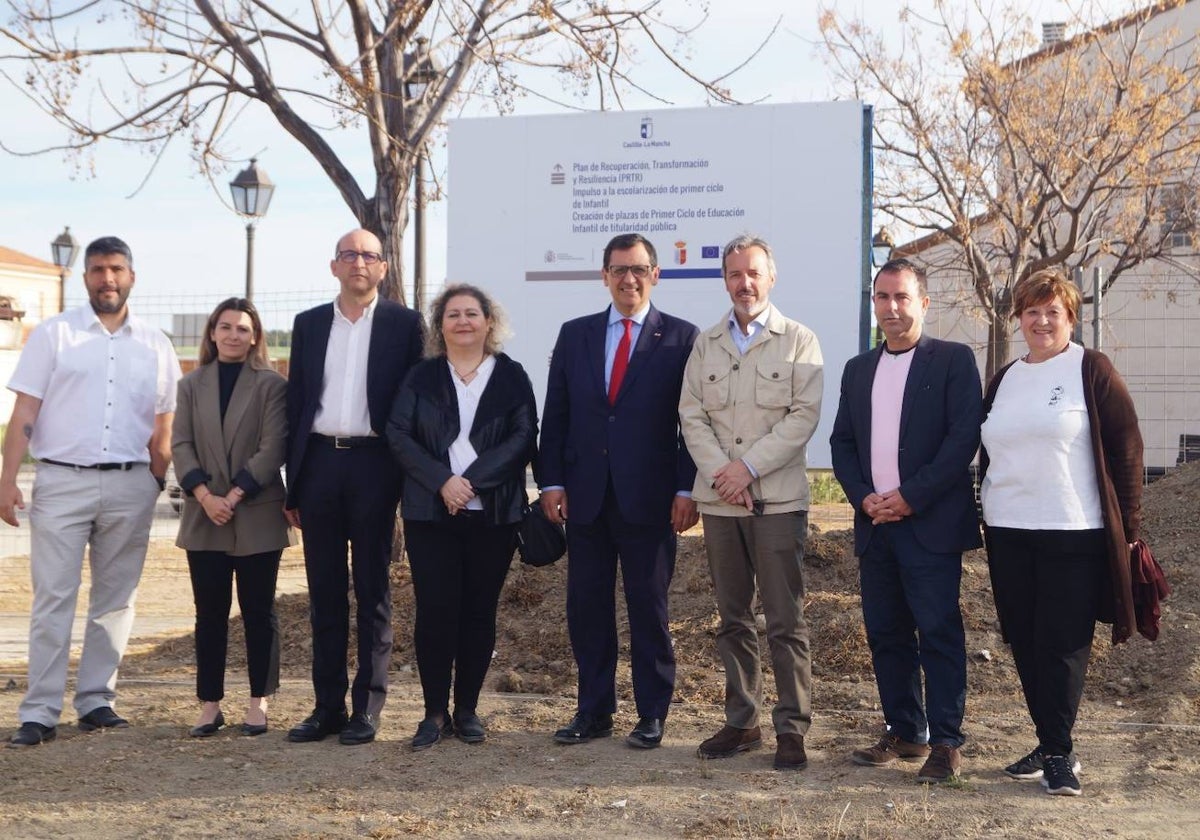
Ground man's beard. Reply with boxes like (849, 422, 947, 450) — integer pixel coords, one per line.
(90, 288, 129, 314)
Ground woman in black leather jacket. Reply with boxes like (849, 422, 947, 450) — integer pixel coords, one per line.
(386, 283, 538, 751)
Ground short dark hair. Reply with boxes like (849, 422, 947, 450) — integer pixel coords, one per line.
(199, 297, 271, 368)
(603, 233, 657, 269)
(84, 236, 134, 268)
(874, 258, 927, 297)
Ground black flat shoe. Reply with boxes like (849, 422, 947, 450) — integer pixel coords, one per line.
(287, 707, 348, 743)
(411, 714, 454, 751)
(553, 712, 613, 745)
(78, 706, 129, 732)
(240, 720, 268, 737)
(338, 712, 378, 746)
(9, 722, 56, 748)
(453, 711, 486, 744)
(626, 717, 664, 749)
(189, 712, 225, 738)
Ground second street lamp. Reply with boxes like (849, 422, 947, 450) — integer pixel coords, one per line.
(50, 226, 80, 313)
(229, 158, 276, 301)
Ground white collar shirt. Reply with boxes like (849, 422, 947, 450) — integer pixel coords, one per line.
(727, 308, 770, 356)
(312, 294, 377, 437)
(7, 304, 180, 464)
(448, 355, 498, 511)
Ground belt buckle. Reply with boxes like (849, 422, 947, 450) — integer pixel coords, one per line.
(334, 436, 351, 450)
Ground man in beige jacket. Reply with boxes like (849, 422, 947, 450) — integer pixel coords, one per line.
(679, 234, 823, 770)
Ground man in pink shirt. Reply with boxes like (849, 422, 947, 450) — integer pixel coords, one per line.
(829, 259, 982, 783)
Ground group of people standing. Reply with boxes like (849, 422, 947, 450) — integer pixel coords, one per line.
(1, 229, 1144, 801)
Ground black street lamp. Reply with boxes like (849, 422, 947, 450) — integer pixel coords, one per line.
(871, 226, 895, 267)
(50, 226, 80, 313)
(404, 36, 441, 313)
(228, 158, 276, 301)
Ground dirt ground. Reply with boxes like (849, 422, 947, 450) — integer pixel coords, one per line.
(0, 469, 1198, 839)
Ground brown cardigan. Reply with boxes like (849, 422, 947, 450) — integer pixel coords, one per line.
(980, 347, 1144, 644)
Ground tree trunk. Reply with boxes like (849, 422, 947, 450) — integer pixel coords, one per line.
(984, 307, 1012, 384)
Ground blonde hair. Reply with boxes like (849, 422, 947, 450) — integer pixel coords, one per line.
(424, 284, 512, 358)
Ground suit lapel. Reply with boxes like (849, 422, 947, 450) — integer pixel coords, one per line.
(585, 310, 609, 402)
(612, 305, 663, 404)
(365, 302, 390, 415)
(195, 364, 227, 479)
(857, 347, 884, 433)
(898, 336, 934, 441)
(221, 365, 255, 447)
(309, 304, 335, 400)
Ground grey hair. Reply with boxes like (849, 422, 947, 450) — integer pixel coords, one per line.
(722, 234, 776, 281)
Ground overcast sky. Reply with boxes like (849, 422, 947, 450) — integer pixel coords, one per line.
(0, 0, 1083, 320)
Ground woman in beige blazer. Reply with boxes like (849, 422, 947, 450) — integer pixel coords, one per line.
(172, 298, 294, 738)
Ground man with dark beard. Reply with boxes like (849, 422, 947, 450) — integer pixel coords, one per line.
(2, 236, 180, 748)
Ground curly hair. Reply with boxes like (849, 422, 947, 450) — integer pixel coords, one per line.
(424, 283, 512, 358)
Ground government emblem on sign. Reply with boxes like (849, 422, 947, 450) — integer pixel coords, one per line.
(640, 118, 653, 140)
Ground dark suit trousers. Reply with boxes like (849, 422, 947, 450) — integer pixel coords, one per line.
(296, 440, 399, 718)
(404, 514, 516, 717)
(859, 519, 966, 747)
(566, 483, 676, 720)
(988, 527, 1104, 756)
(187, 550, 281, 701)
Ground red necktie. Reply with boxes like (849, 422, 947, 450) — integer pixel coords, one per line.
(608, 318, 632, 405)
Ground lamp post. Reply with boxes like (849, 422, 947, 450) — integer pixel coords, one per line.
(871, 226, 895, 267)
(50, 226, 80, 313)
(404, 36, 441, 313)
(228, 158, 275, 301)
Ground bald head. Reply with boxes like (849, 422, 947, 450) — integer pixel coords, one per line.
(331, 228, 388, 303)
(335, 228, 383, 256)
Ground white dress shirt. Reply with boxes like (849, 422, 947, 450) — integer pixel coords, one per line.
(448, 355, 497, 511)
(8, 304, 180, 464)
(312, 295, 377, 436)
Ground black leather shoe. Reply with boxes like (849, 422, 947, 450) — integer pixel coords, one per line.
(9, 722, 57, 748)
(240, 720, 269, 737)
(553, 712, 614, 745)
(626, 717, 664, 749)
(78, 706, 129, 731)
(411, 714, 454, 751)
(286, 707, 348, 743)
(453, 711, 486, 744)
(189, 712, 226, 738)
(338, 712, 378, 745)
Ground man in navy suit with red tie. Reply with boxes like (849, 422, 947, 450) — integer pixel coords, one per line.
(539, 233, 699, 749)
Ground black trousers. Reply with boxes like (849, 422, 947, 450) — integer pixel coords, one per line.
(566, 483, 677, 720)
(988, 527, 1105, 755)
(297, 440, 400, 718)
(187, 550, 282, 701)
(404, 514, 516, 717)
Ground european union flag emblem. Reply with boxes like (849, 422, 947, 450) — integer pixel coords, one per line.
(701, 245, 720, 259)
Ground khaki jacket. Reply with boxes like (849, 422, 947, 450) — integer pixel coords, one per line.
(173, 362, 295, 555)
(679, 304, 823, 516)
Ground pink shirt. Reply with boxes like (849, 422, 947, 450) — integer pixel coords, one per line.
(870, 347, 916, 494)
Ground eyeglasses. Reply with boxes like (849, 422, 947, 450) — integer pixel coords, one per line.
(335, 250, 384, 265)
(606, 264, 653, 279)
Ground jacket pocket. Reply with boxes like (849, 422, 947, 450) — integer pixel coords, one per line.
(701, 366, 731, 411)
(755, 362, 792, 409)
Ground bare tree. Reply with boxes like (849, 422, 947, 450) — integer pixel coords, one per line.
(1, 1, 764, 305)
(819, 0, 1200, 379)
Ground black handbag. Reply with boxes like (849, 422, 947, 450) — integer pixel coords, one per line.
(516, 498, 567, 567)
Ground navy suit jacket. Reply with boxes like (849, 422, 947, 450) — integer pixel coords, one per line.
(538, 304, 698, 526)
(285, 298, 424, 508)
(830, 334, 983, 556)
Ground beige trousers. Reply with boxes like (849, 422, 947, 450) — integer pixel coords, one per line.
(702, 510, 812, 736)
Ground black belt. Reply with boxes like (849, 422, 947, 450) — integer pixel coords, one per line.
(40, 459, 138, 471)
(310, 433, 386, 450)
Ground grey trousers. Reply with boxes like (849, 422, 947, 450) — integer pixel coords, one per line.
(19, 464, 158, 726)
(702, 510, 812, 736)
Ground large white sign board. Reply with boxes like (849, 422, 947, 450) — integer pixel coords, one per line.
(448, 102, 868, 468)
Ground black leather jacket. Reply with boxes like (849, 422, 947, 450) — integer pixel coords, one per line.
(387, 352, 538, 525)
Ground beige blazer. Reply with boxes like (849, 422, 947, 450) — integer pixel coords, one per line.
(172, 361, 295, 555)
(679, 303, 824, 516)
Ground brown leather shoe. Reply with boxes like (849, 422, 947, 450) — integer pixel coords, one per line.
(852, 732, 931, 767)
(697, 725, 762, 759)
(917, 744, 962, 783)
(774, 733, 808, 770)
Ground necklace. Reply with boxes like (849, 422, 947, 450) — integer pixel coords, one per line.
(451, 355, 486, 384)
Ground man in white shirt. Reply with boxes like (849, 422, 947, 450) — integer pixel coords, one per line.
(829, 258, 982, 783)
(1, 236, 180, 748)
(283, 229, 424, 746)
